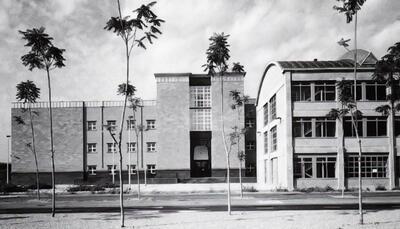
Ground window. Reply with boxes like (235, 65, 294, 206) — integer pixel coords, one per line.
(270, 95, 277, 121)
(87, 143, 97, 153)
(245, 119, 256, 128)
(191, 109, 211, 131)
(107, 143, 117, 153)
(190, 86, 211, 107)
(127, 119, 135, 130)
(147, 142, 156, 152)
(315, 118, 336, 137)
(292, 82, 311, 101)
(127, 142, 136, 152)
(147, 120, 156, 129)
(88, 165, 97, 175)
(107, 120, 117, 131)
(246, 163, 256, 176)
(294, 156, 336, 179)
(270, 126, 277, 152)
(107, 165, 117, 175)
(343, 117, 363, 137)
(315, 82, 335, 101)
(147, 164, 156, 175)
(127, 164, 136, 174)
(264, 132, 268, 154)
(346, 155, 387, 177)
(366, 82, 386, 101)
(349, 82, 362, 101)
(366, 117, 387, 137)
(246, 141, 256, 150)
(263, 103, 268, 126)
(293, 118, 312, 137)
(316, 157, 336, 178)
(87, 121, 97, 131)
(396, 117, 400, 137)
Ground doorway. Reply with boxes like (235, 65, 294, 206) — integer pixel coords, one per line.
(190, 131, 211, 177)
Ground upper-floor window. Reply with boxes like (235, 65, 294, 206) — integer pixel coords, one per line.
(147, 120, 156, 129)
(263, 103, 268, 126)
(293, 118, 312, 137)
(292, 82, 311, 101)
(87, 143, 97, 153)
(127, 164, 137, 174)
(127, 119, 135, 130)
(270, 126, 277, 152)
(270, 95, 277, 121)
(107, 120, 117, 131)
(314, 82, 335, 101)
(147, 142, 156, 152)
(344, 117, 387, 137)
(365, 82, 386, 101)
(191, 109, 211, 131)
(349, 82, 362, 101)
(87, 121, 97, 131)
(246, 141, 256, 150)
(190, 86, 211, 108)
(315, 118, 336, 137)
(127, 142, 136, 152)
(107, 143, 117, 153)
(366, 117, 387, 137)
(245, 119, 256, 128)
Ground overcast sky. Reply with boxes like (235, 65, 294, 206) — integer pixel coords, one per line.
(0, 0, 399, 162)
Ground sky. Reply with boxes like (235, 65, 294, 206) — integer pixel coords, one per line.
(0, 0, 400, 162)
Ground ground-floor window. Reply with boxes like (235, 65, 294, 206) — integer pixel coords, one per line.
(107, 165, 117, 175)
(245, 163, 256, 177)
(147, 164, 156, 175)
(88, 165, 96, 175)
(127, 164, 137, 174)
(346, 154, 388, 178)
(294, 155, 336, 179)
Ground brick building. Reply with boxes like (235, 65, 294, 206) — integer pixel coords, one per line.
(11, 72, 256, 184)
(256, 49, 400, 191)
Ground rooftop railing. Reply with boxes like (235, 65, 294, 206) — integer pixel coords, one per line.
(12, 100, 156, 109)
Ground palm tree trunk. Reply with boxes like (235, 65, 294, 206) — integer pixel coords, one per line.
(46, 68, 56, 217)
(29, 106, 40, 200)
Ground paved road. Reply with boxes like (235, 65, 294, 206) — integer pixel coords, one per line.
(1, 192, 400, 214)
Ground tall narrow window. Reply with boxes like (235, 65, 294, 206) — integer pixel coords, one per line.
(292, 82, 311, 101)
(270, 126, 277, 152)
(270, 95, 277, 121)
(316, 157, 336, 178)
(190, 86, 211, 131)
(127, 119, 135, 130)
(264, 131, 268, 154)
(263, 103, 268, 126)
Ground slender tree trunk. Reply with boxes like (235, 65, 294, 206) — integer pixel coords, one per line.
(237, 108, 243, 199)
(29, 106, 40, 200)
(46, 68, 56, 217)
(134, 111, 141, 199)
(220, 73, 231, 215)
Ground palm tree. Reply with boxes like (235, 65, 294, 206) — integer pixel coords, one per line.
(19, 27, 65, 217)
(105, 1, 164, 226)
(15, 80, 41, 200)
(203, 32, 233, 214)
(230, 89, 249, 198)
(373, 42, 400, 190)
(333, 0, 366, 224)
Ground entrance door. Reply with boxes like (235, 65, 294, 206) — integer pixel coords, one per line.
(190, 131, 211, 177)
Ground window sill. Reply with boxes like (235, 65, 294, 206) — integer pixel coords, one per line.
(87, 152, 98, 154)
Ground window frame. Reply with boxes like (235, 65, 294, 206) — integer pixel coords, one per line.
(147, 142, 156, 152)
(127, 142, 136, 153)
(146, 120, 156, 130)
(87, 143, 97, 153)
(270, 95, 277, 121)
(88, 165, 97, 175)
(270, 126, 277, 152)
(87, 121, 97, 131)
(107, 142, 117, 153)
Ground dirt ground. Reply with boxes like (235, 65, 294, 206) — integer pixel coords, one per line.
(1, 209, 400, 229)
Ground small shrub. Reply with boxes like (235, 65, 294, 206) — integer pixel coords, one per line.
(67, 185, 105, 193)
(0, 184, 28, 193)
(275, 188, 288, 192)
(375, 185, 386, 191)
(27, 183, 52, 190)
(243, 186, 258, 192)
(296, 186, 334, 193)
(101, 183, 119, 189)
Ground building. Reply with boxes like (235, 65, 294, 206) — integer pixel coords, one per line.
(256, 49, 399, 191)
(11, 72, 256, 184)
